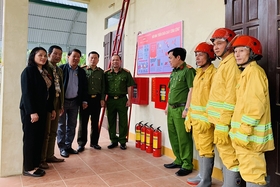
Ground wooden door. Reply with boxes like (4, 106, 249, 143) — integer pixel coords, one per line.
(103, 31, 124, 69)
(226, 0, 280, 186)
(103, 32, 112, 69)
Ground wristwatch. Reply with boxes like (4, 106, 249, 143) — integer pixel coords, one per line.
(184, 108, 188, 112)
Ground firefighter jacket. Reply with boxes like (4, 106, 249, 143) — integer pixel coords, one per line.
(229, 61, 274, 152)
(207, 53, 241, 131)
(186, 63, 216, 129)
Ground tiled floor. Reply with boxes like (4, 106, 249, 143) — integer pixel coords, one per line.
(0, 128, 222, 187)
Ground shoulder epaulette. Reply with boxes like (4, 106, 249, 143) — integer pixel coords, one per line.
(122, 68, 130, 73)
(187, 64, 193, 69)
(80, 64, 87, 68)
(104, 68, 111, 73)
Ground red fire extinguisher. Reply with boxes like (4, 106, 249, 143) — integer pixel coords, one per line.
(153, 126, 162, 157)
(135, 121, 143, 148)
(145, 124, 154, 153)
(140, 123, 148, 151)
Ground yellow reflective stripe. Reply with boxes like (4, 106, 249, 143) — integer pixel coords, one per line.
(208, 110, 220, 118)
(233, 132, 274, 144)
(190, 113, 209, 123)
(231, 121, 272, 133)
(241, 115, 260, 126)
(190, 104, 206, 111)
(223, 102, 235, 111)
(215, 124, 229, 132)
(208, 101, 223, 108)
(208, 101, 234, 111)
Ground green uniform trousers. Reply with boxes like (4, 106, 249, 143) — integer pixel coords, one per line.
(41, 96, 60, 161)
(167, 106, 193, 170)
(107, 97, 128, 144)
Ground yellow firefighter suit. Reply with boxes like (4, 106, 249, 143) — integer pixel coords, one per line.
(229, 61, 274, 185)
(206, 53, 240, 171)
(185, 63, 216, 157)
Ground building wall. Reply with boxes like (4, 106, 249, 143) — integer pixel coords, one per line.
(86, 0, 225, 179)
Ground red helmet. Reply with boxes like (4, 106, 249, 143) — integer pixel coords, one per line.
(232, 35, 262, 57)
(194, 42, 215, 60)
(210, 28, 236, 43)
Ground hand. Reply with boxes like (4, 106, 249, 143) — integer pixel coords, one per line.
(184, 118, 191, 132)
(182, 110, 187, 118)
(239, 123, 254, 135)
(30, 113, 39, 123)
(82, 103, 88, 110)
(59, 108, 64, 116)
(193, 121, 212, 134)
(213, 125, 229, 145)
(100, 100, 105, 107)
(126, 99, 132, 107)
(50, 110, 56, 120)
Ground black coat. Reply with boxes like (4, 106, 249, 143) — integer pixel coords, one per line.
(20, 65, 54, 119)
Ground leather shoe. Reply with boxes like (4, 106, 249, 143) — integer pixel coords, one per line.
(39, 161, 49, 169)
(164, 162, 182, 169)
(90, 144, 101, 150)
(46, 156, 64, 163)
(120, 143, 127, 150)
(107, 142, 118, 149)
(65, 148, 78, 154)
(23, 168, 45, 177)
(77, 146, 85, 152)
(60, 150, 69, 158)
(175, 168, 192, 176)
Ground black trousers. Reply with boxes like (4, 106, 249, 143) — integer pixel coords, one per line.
(77, 95, 102, 147)
(21, 110, 46, 171)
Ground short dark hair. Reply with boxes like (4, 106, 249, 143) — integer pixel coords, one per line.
(112, 54, 121, 60)
(68, 48, 81, 57)
(88, 51, 100, 58)
(28, 47, 48, 68)
(48, 45, 62, 54)
(168, 47, 187, 61)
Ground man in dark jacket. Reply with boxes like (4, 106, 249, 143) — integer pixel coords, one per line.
(57, 48, 88, 158)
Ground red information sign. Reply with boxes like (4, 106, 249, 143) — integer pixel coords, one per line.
(137, 21, 183, 75)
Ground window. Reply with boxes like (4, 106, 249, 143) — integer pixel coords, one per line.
(105, 11, 121, 29)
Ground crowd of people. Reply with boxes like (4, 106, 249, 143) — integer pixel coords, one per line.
(20, 27, 274, 186)
(20, 46, 134, 177)
(163, 28, 274, 187)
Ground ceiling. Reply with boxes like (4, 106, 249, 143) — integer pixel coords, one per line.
(1, 0, 88, 54)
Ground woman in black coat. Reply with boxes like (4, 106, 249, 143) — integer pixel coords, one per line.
(20, 47, 55, 177)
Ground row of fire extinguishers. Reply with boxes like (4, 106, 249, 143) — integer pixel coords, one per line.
(135, 121, 162, 157)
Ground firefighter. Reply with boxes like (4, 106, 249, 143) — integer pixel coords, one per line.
(185, 42, 216, 187)
(206, 28, 241, 186)
(230, 35, 274, 187)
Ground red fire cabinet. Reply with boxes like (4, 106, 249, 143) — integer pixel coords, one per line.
(131, 77, 149, 105)
(152, 77, 170, 110)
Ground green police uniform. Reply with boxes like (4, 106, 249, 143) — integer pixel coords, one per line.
(167, 62, 195, 170)
(104, 67, 135, 144)
(77, 66, 105, 147)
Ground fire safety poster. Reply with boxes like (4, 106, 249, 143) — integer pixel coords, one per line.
(137, 21, 183, 75)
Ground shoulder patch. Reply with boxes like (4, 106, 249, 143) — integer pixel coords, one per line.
(122, 68, 130, 73)
(187, 64, 193, 69)
(104, 68, 111, 73)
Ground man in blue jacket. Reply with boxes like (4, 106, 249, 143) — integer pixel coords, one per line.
(57, 48, 88, 158)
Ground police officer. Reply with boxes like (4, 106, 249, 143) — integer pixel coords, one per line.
(104, 54, 135, 150)
(77, 51, 105, 152)
(164, 47, 195, 176)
